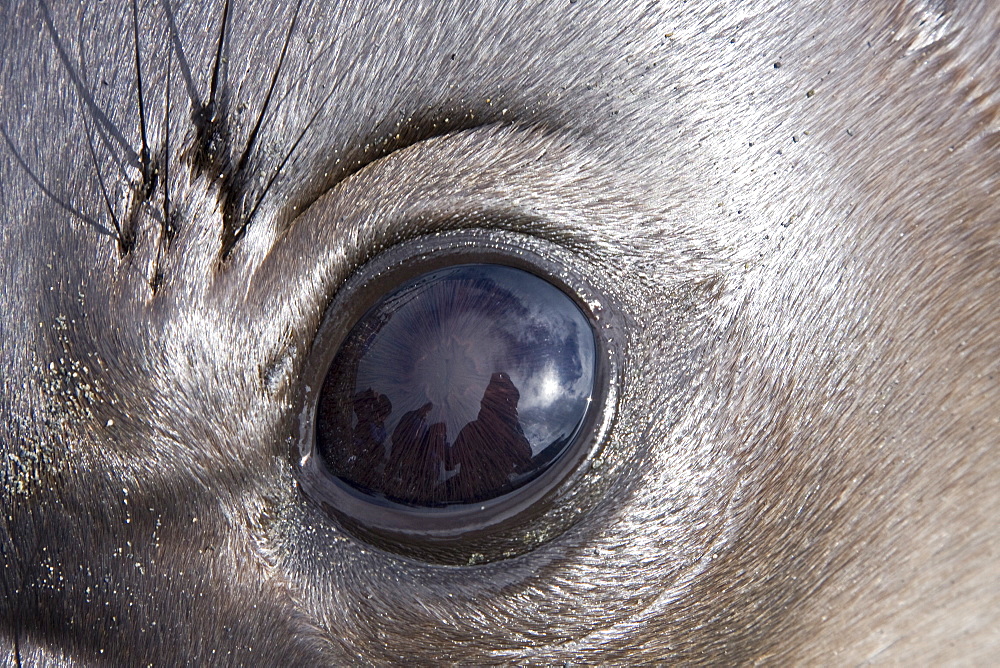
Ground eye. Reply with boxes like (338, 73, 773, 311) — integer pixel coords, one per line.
(316, 263, 596, 507)
(296, 232, 621, 564)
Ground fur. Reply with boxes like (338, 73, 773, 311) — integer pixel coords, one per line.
(1, 0, 998, 664)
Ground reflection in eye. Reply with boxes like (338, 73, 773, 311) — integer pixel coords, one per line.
(315, 264, 596, 507)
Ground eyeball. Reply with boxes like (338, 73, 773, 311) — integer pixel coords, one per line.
(296, 232, 621, 564)
(316, 263, 596, 507)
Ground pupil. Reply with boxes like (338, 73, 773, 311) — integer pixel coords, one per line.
(315, 264, 596, 507)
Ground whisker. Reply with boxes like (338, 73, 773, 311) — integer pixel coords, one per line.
(131, 0, 152, 193)
(72, 7, 143, 195)
(208, 0, 232, 113)
(233, 0, 303, 179)
(245, 85, 340, 227)
(38, 0, 142, 171)
(1, 125, 113, 238)
(224, 0, 304, 255)
(189, 0, 232, 174)
(73, 13, 126, 252)
(159, 0, 202, 110)
(163, 47, 174, 242)
(83, 118, 128, 254)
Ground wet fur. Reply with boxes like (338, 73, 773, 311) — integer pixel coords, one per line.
(2, 0, 999, 664)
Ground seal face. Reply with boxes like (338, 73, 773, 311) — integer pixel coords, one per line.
(3, 0, 1000, 664)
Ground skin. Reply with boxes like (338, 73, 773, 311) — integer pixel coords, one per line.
(1, 0, 998, 664)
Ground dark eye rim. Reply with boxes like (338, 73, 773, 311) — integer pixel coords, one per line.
(294, 229, 623, 564)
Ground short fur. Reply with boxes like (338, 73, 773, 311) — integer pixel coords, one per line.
(1, 0, 998, 664)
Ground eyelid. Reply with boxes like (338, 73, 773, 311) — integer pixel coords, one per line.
(241, 117, 724, 353)
(241, 125, 615, 332)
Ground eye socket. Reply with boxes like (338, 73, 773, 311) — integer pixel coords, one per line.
(296, 231, 620, 564)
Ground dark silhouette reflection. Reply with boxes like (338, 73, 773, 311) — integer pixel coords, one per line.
(349, 389, 392, 489)
(385, 405, 448, 504)
(339, 374, 535, 506)
(448, 372, 532, 503)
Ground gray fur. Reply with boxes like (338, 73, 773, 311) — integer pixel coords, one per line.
(2, 0, 998, 664)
